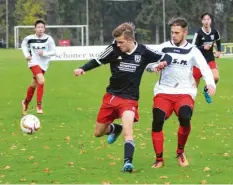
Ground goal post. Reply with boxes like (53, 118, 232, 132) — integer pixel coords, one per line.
(14, 25, 88, 48)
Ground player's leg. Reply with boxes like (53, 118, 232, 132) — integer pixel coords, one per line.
(106, 95, 128, 144)
(95, 93, 122, 138)
(209, 61, 219, 83)
(35, 72, 45, 114)
(203, 61, 219, 103)
(151, 94, 173, 168)
(115, 98, 139, 172)
(121, 110, 136, 172)
(107, 122, 123, 144)
(22, 77, 37, 115)
(174, 95, 194, 167)
(211, 68, 219, 83)
(94, 122, 112, 137)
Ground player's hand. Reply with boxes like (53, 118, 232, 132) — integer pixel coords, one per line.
(26, 56, 32, 61)
(204, 44, 212, 50)
(206, 84, 216, 96)
(37, 50, 44, 56)
(157, 61, 167, 70)
(74, 68, 85, 76)
(214, 51, 221, 58)
(154, 67, 161, 73)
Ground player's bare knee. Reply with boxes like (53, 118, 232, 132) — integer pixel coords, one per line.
(152, 108, 166, 132)
(178, 105, 192, 127)
(94, 122, 109, 137)
(30, 78, 37, 88)
(37, 79, 45, 85)
(94, 129, 103, 137)
(36, 74, 45, 85)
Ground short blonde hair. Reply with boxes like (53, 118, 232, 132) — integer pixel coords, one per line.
(168, 17, 188, 29)
(112, 22, 135, 39)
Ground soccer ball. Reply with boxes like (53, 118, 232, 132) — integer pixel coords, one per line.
(20, 114, 41, 134)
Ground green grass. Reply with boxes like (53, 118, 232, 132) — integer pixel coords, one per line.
(0, 49, 233, 184)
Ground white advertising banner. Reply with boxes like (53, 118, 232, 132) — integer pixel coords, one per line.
(51, 43, 233, 61)
(51, 45, 160, 61)
(51, 46, 107, 61)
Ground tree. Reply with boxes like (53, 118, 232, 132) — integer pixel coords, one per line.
(15, 0, 46, 25)
(0, 1, 6, 41)
(14, 0, 47, 44)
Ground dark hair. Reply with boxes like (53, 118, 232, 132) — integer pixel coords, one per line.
(201, 13, 212, 20)
(112, 22, 135, 39)
(168, 17, 188, 29)
(34, 20, 45, 27)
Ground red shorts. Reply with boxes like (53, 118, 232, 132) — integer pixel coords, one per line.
(30, 65, 45, 78)
(153, 93, 194, 119)
(193, 61, 217, 80)
(97, 93, 139, 124)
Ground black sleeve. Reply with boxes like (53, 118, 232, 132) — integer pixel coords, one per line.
(80, 59, 100, 71)
(192, 32, 204, 51)
(79, 44, 119, 72)
(160, 54, 172, 65)
(97, 44, 119, 64)
(144, 46, 172, 65)
(215, 30, 221, 51)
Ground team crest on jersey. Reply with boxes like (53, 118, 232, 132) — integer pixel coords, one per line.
(210, 35, 214, 40)
(134, 55, 141, 63)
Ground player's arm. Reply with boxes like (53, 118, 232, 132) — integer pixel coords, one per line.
(145, 45, 172, 72)
(145, 62, 161, 73)
(144, 46, 172, 70)
(214, 30, 221, 58)
(193, 47, 216, 95)
(192, 32, 205, 51)
(42, 37, 56, 57)
(74, 45, 117, 76)
(21, 36, 31, 61)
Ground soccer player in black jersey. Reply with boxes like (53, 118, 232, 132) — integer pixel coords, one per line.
(192, 13, 221, 103)
(73, 22, 172, 172)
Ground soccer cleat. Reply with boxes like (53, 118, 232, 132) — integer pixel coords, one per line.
(203, 89, 212, 103)
(21, 100, 28, 115)
(152, 160, 164, 168)
(107, 125, 123, 144)
(37, 104, 43, 114)
(122, 161, 134, 172)
(177, 153, 189, 167)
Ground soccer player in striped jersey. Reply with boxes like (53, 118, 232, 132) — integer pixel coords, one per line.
(74, 22, 172, 172)
(146, 17, 216, 168)
(192, 13, 221, 103)
(21, 20, 56, 115)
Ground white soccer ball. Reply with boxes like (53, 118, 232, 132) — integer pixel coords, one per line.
(20, 114, 41, 134)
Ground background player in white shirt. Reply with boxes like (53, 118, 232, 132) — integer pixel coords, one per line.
(21, 20, 56, 115)
(146, 17, 216, 168)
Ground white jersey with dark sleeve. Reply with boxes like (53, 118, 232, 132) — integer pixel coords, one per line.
(146, 41, 215, 99)
(21, 34, 56, 71)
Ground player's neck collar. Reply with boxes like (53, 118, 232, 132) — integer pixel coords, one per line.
(126, 42, 138, 55)
(202, 27, 211, 35)
(171, 40, 188, 47)
(35, 33, 45, 38)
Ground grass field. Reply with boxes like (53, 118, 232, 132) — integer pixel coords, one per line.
(0, 49, 233, 184)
